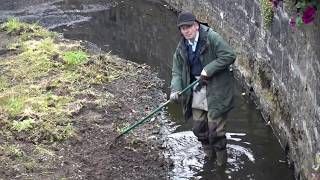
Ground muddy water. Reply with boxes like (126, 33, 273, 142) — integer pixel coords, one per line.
(1, 0, 295, 179)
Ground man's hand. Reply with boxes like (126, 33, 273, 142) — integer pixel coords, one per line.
(194, 70, 208, 92)
(170, 92, 180, 103)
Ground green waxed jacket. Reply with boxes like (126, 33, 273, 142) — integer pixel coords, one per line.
(171, 24, 236, 120)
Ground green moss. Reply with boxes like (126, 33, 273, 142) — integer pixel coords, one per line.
(264, 90, 277, 104)
(63, 50, 88, 65)
(260, 0, 274, 29)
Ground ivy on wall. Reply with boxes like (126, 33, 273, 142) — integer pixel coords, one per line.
(260, 0, 274, 29)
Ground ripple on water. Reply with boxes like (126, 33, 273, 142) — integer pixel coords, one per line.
(163, 131, 204, 179)
(163, 131, 257, 179)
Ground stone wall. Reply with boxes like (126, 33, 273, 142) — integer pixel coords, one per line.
(164, 0, 320, 179)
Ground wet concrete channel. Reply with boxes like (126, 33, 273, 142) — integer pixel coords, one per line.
(0, 0, 295, 179)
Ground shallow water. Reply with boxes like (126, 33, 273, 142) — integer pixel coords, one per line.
(0, 0, 295, 179)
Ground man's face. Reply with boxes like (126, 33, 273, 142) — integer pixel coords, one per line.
(179, 22, 199, 40)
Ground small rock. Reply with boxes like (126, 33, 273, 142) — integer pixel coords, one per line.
(0, 48, 10, 55)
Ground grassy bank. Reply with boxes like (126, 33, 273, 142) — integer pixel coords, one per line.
(0, 17, 128, 175)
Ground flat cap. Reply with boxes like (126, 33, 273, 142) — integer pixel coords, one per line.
(177, 12, 196, 27)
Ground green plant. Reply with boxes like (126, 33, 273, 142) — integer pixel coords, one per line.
(261, 0, 274, 29)
(47, 122, 75, 142)
(116, 123, 130, 133)
(5, 96, 25, 116)
(23, 159, 37, 171)
(0, 144, 23, 157)
(29, 22, 58, 38)
(34, 146, 55, 157)
(1, 17, 59, 39)
(11, 118, 36, 132)
(11, 38, 58, 80)
(59, 123, 75, 140)
(130, 139, 142, 145)
(38, 38, 60, 56)
(58, 71, 82, 84)
(0, 78, 8, 92)
(63, 50, 88, 65)
(1, 17, 25, 34)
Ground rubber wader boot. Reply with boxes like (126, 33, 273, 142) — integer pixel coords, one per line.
(216, 149, 227, 166)
(204, 148, 216, 161)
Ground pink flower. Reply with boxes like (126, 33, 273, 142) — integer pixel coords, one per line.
(302, 6, 317, 24)
(289, 16, 296, 27)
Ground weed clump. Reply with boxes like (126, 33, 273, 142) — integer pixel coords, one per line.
(11, 118, 36, 132)
(3, 96, 25, 116)
(1, 17, 58, 38)
(1, 17, 26, 35)
(63, 50, 88, 65)
(0, 144, 24, 158)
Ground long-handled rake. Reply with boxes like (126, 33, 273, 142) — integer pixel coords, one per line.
(109, 79, 199, 148)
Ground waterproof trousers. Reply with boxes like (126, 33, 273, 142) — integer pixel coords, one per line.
(192, 109, 227, 152)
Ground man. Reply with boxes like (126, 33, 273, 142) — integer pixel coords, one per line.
(170, 11, 236, 166)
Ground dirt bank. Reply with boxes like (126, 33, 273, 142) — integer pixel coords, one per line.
(0, 18, 170, 179)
